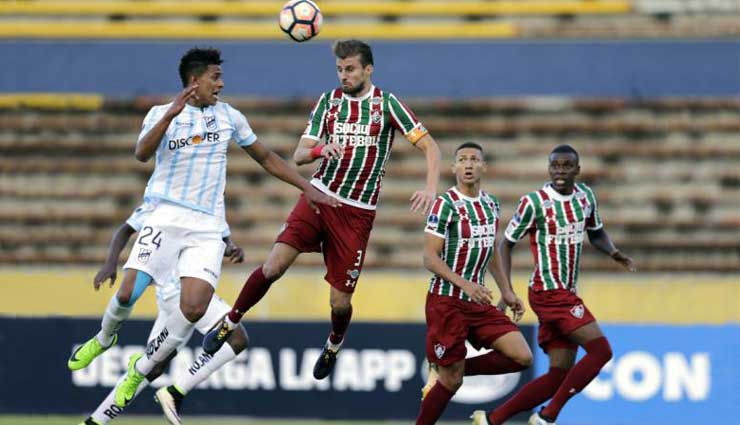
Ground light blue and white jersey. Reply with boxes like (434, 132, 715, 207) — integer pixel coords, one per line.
(125, 200, 232, 301)
(141, 101, 257, 217)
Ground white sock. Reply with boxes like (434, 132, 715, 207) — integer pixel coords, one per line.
(326, 336, 343, 352)
(96, 297, 132, 346)
(175, 343, 238, 394)
(136, 308, 193, 375)
(90, 375, 149, 424)
(225, 316, 238, 330)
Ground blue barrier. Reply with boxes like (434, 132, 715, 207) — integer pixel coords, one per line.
(3, 40, 740, 97)
(532, 324, 740, 425)
(0, 317, 534, 421)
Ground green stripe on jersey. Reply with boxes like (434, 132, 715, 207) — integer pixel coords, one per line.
(310, 89, 420, 207)
(430, 190, 499, 300)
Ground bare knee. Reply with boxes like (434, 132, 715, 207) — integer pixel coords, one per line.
(116, 291, 132, 306)
(180, 303, 207, 322)
(438, 367, 464, 393)
(226, 325, 249, 354)
(330, 298, 352, 316)
(513, 349, 534, 368)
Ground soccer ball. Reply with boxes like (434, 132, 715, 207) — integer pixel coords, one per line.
(279, 0, 323, 42)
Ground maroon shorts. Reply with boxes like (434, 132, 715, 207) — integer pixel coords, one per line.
(276, 193, 375, 293)
(425, 293, 520, 366)
(529, 288, 596, 353)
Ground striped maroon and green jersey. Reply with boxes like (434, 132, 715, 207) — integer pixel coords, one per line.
(504, 182, 603, 292)
(303, 85, 427, 210)
(425, 187, 500, 301)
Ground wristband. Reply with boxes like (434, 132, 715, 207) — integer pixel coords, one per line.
(310, 144, 325, 159)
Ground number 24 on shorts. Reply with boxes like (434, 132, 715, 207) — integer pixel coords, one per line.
(137, 226, 163, 249)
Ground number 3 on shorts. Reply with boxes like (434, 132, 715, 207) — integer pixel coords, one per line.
(354, 250, 363, 267)
(137, 226, 163, 249)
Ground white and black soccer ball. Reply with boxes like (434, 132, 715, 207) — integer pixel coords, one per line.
(279, 0, 323, 42)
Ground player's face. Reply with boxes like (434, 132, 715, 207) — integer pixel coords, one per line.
(548, 152, 580, 193)
(453, 148, 486, 186)
(191, 64, 224, 107)
(336, 55, 373, 96)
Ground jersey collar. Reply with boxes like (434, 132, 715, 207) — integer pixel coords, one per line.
(184, 103, 214, 113)
(543, 182, 574, 202)
(452, 186, 481, 202)
(342, 85, 375, 101)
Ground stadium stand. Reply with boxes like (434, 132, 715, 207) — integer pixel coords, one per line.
(2, 96, 738, 271)
(1, 0, 739, 39)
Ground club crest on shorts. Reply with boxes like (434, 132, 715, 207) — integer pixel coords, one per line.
(570, 304, 585, 319)
(346, 269, 360, 280)
(434, 343, 446, 359)
(137, 248, 152, 264)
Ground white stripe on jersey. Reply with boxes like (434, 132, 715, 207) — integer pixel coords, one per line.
(142, 102, 256, 217)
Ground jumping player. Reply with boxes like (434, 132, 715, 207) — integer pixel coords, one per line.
(203, 39, 441, 380)
(112, 47, 337, 407)
(472, 144, 635, 425)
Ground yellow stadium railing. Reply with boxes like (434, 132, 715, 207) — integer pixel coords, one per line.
(0, 93, 103, 110)
(0, 20, 518, 39)
(0, 1, 632, 17)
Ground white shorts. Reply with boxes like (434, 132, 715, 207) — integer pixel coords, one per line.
(147, 293, 231, 343)
(123, 201, 227, 288)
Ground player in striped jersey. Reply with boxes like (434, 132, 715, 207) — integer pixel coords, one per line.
(113, 47, 338, 407)
(416, 142, 532, 425)
(473, 145, 635, 425)
(203, 40, 441, 380)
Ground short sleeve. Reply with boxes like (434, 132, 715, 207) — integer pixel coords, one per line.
(303, 93, 328, 141)
(504, 196, 536, 242)
(230, 107, 257, 147)
(425, 196, 454, 239)
(222, 222, 231, 239)
(137, 106, 164, 143)
(584, 189, 603, 231)
(388, 93, 428, 144)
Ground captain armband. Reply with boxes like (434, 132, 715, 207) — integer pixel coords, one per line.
(405, 124, 429, 144)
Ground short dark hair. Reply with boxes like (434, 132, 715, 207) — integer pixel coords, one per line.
(550, 144, 579, 163)
(333, 39, 374, 67)
(455, 141, 484, 154)
(178, 47, 223, 87)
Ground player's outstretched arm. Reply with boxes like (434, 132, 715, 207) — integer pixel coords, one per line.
(587, 228, 636, 272)
(293, 136, 342, 166)
(409, 134, 441, 214)
(94, 223, 137, 290)
(135, 84, 198, 162)
(243, 140, 341, 209)
(488, 240, 525, 321)
(423, 233, 493, 305)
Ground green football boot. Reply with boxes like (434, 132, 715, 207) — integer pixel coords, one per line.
(68, 334, 118, 371)
(114, 353, 146, 407)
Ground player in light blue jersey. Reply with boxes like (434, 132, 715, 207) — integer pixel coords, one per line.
(113, 47, 339, 407)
